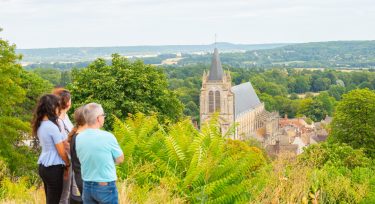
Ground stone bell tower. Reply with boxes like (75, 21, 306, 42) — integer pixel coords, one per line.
(200, 48, 234, 134)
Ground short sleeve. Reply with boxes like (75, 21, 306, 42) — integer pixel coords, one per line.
(108, 134, 123, 159)
(49, 123, 64, 145)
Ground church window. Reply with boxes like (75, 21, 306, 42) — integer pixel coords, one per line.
(209, 91, 214, 113)
(215, 91, 221, 112)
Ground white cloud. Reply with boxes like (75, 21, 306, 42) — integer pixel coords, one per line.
(0, 0, 374, 48)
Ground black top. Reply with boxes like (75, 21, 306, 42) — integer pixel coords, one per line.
(70, 133, 83, 194)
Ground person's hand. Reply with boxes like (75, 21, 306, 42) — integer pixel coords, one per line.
(63, 140, 70, 152)
(64, 166, 70, 180)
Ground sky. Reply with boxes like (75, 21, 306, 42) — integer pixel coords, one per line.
(0, 0, 374, 49)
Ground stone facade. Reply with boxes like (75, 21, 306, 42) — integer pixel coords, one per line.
(200, 48, 279, 144)
(200, 69, 234, 135)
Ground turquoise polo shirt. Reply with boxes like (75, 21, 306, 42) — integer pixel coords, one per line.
(76, 128, 123, 182)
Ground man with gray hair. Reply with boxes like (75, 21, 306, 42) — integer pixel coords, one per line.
(76, 103, 124, 204)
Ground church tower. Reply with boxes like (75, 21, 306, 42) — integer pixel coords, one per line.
(200, 48, 234, 134)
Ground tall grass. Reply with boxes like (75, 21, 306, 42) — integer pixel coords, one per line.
(0, 181, 184, 204)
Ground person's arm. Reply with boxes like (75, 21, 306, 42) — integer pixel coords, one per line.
(109, 134, 124, 165)
(50, 123, 70, 167)
(55, 142, 70, 167)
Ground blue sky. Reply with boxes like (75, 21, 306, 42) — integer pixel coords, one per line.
(0, 0, 374, 48)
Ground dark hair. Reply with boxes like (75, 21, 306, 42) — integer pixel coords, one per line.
(53, 88, 71, 110)
(68, 106, 86, 143)
(32, 94, 61, 137)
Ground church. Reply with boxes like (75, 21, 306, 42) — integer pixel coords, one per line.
(200, 48, 279, 145)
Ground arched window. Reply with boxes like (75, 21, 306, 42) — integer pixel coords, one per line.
(209, 91, 214, 113)
(215, 91, 221, 112)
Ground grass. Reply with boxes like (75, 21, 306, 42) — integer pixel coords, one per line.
(0, 180, 185, 204)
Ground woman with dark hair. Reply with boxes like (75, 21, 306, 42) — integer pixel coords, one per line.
(52, 88, 75, 204)
(32, 94, 70, 204)
(53, 88, 73, 142)
(67, 106, 87, 204)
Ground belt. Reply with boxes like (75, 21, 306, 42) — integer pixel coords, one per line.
(84, 181, 116, 186)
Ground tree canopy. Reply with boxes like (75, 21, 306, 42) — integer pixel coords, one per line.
(69, 54, 183, 129)
(0, 31, 52, 178)
(330, 89, 375, 157)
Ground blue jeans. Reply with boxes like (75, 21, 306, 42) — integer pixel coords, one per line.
(83, 181, 118, 204)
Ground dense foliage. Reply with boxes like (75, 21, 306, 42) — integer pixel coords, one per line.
(255, 143, 375, 203)
(113, 113, 267, 203)
(330, 89, 375, 157)
(68, 54, 183, 130)
(0, 30, 53, 200)
(31, 68, 71, 87)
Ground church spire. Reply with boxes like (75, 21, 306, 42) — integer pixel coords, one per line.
(208, 48, 224, 81)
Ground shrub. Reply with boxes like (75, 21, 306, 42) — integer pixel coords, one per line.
(113, 113, 267, 203)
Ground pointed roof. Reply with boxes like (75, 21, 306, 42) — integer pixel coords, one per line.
(208, 48, 224, 81)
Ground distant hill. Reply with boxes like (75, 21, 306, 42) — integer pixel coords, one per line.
(17, 42, 288, 64)
(179, 41, 375, 68)
(19, 41, 375, 69)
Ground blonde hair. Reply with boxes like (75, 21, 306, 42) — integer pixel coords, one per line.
(68, 106, 86, 142)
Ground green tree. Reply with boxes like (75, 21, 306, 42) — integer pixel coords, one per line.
(69, 54, 183, 129)
(316, 91, 336, 116)
(298, 98, 327, 121)
(0, 30, 51, 179)
(262, 82, 288, 96)
(289, 93, 299, 100)
(259, 92, 277, 111)
(312, 77, 331, 92)
(32, 68, 61, 86)
(60, 70, 71, 87)
(290, 76, 310, 93)
(359, 81, 374, 89)
(0, 35, 25, 115)
(330, 89, 375, 157)
(274, 96, 298, 118)
(16, 71, 53, 121)
(328, 85, 346, 100)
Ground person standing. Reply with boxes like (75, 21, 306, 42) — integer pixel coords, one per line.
(52, 88, 75, 204)
(32, 94, 70, 204)
(76, 103, 124, 204)
(68, 106, 87, 203)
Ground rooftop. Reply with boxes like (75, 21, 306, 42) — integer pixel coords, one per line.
(231, 82, 262, 117)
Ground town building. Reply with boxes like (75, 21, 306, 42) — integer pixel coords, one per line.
(200, 48, 279, 143)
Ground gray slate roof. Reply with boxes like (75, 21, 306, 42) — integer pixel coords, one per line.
(231, 82, 261, 117)
(208, 48, 224, 81)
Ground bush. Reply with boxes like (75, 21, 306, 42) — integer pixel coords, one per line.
(253, 143, 375, 203)
(0, 177, 36, 201)
(113, 113, 267, 203)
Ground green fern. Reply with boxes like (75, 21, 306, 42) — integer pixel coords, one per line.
(113, 113, 267, 203)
